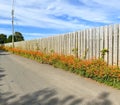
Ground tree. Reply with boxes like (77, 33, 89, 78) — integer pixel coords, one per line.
(7, 31, 24, 43)
(7, 35, 13, 43)
(14, 32, 24, 41)
(0, 34, 7, 44)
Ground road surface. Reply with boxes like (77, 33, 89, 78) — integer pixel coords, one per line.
(0, 50, 120, 105)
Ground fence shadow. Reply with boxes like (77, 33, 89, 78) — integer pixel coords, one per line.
(86, 92, 112, 105)
(0, 69, 6, 87)
(0, 67, 6, 82)
(0, 87, 112, 105)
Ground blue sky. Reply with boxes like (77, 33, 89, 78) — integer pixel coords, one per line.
(0, 0, 120, 40)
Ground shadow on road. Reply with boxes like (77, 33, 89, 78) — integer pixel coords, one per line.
(0, 88, 112, 105)
(0, 67, 6, 82)
(0, 50, 9, 56)
(86, 92, 112, 105)
(0, 70, 6, 86)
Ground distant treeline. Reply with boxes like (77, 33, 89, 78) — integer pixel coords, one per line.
(0, 32, 24, 44)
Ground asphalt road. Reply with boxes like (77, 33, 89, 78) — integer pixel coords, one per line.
(0, 50, 120, 105)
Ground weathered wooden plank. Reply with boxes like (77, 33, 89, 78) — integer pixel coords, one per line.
(94, 28, 97, 58)
(75, 32, 78, 58)
(89, 28, 92, 59)
(104, 26, 109, 63)
(81, 30, 84, 58)
(84, 29, 88, 59)
(87, 29, 90, 59)
(78, 31, 81, 58)
(55, 36, 57, 53)
(83, 30, 86, 58)
(68, 33, 70, 55)
(63, 34, 66, 55)
(66, 33, 69, 55)
(71, 32, 75, 56)
(61, 35, 64, 54)
(99, 26, 104, 58)
(91, 28, 94, 58)
(57, 35, 59, 54)
(107, 26, 109, 65)
(59, 35, 61, 54)
(79, 31, 82, 58)
(96, 27, 100, 59)
(113, 24, 119, 65)
(108, 25, 112, 65)
(66, 34, 69, 55)
(117, 25, 119, 66)
(92, 28, 95, 58)
(118, 24, 120, 66)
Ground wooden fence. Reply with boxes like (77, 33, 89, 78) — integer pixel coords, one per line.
(5, 24, 120, 66)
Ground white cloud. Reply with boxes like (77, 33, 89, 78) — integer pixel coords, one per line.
(0, 0, 110, 28)
(0, 0, 119, 40)
(13, 5, 90, 30)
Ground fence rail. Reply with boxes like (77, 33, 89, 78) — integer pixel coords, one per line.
(4, 24, 120, 66)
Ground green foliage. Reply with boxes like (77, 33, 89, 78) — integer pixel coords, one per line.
(0, 34, 7, 44)
(43, 48, 47, 53)
(14, 32, 24, 41)
(100, 48, 109, 60)
(7, 35, 13, 43)
(50, 49, 54, 53)
(82, 48, 89, 59)
(1, 31, 24, 43)
(35, 43, 40, 51)
(72, 48, 78, 57)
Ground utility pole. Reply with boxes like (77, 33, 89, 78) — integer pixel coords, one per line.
(12, 0, 14, 47)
